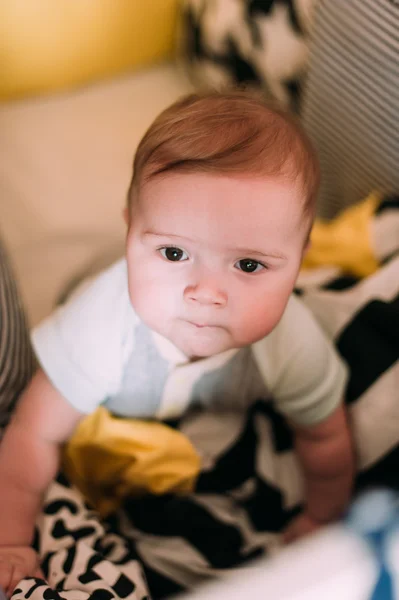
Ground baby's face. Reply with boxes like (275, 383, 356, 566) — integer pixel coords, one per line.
(125, 172, 308, 359)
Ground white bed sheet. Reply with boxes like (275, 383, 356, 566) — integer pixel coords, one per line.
(0, 63, 192, 326)
(182, 524, 399, 600)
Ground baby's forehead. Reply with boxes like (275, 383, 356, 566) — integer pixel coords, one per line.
(133, 172, 308, 247)
(139, 169, 302, 198)
(136, 171, 306, 218)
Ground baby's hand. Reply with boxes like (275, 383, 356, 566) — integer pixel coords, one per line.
(282, 512, 323, 545)
(0, 547, 43, 598)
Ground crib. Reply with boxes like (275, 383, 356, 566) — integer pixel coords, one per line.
(1, 2, 398, 599)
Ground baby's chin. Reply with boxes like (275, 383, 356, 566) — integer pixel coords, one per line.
(177, 335, 236, 360)
(152, 320, 241, 359)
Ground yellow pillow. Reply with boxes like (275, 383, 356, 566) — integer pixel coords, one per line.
(63, 407, 201, 516)
(0, 0, 179, 100)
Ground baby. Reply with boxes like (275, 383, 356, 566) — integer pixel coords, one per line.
(0, 92, 354, 594)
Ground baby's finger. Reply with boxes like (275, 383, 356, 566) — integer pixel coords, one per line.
(282, 528, 296, 544)
(0, 563, 13, 597)
(6, 564, 25, 598)
(33, 567, 45, 580)
(282, 520, 304, 544)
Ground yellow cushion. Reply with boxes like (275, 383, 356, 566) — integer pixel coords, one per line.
(63, 407, 201, 516)
(0, 0, 179, 100)
(302, 192, 381, 278)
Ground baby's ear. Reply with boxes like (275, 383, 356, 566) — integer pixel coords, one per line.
(302, 222, 313, 256)
(123, 206, 129, 226)
(302, 235, 312, 258)
(303, 239, 311, 254)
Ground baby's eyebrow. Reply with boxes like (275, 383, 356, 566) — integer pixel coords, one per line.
(232, 247, 288, 260)
(143, 230, 186, 239)
(142, 230, 198, 245)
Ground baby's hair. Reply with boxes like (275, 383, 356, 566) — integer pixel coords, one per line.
(127, 91, 319, 222)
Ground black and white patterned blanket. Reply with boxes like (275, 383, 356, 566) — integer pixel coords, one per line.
(10, 199, 399, 600)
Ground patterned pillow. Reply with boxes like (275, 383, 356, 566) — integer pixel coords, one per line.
(180, 0, 318, 111)
(0, 240, 35, 432)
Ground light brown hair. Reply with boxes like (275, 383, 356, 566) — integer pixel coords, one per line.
(127, 91, 319, 222)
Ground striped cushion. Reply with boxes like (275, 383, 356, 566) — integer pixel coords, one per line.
(302, 0, 399, 219)
(0, 240, 35, 431)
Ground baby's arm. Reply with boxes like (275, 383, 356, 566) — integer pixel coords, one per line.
(283, 403, 355, 543)
(0, 368, 83, 590)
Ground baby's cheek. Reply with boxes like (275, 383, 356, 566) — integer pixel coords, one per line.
(128, 271, 174, 325)
(237, 293, 288, 343)
(130, 281, 156, 311)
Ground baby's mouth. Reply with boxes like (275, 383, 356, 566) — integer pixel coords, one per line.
(187, 321, 219, 329)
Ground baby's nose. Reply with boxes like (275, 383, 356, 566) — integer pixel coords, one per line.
(184, 280, 227, 307)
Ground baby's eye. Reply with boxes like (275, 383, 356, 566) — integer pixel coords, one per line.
(235, 259, 265, 273)
(159, 246, 188, 262)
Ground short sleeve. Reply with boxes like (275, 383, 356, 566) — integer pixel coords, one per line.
(252, 294, 348, 426)
(31, 259, 136, 414)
